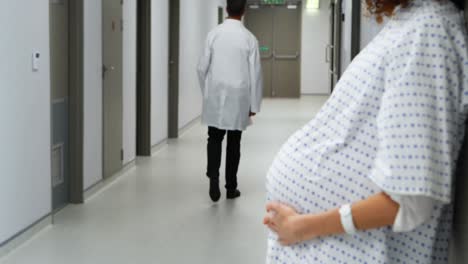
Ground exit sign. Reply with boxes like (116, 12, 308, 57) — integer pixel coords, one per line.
(263, 0, 286, 4)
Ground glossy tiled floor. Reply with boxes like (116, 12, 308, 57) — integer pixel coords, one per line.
(1, 96, 328, 264)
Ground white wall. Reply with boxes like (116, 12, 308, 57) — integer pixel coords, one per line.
(0, 0, 51, 243)
(178, 0, 220, 129)
(341, 0, 353, 75)
(217, 0, 226, 7)
(151, 0, 169, 146)
(83, 0, 103, 190)
(360, 13, 385, 49)
(301, 0, 331, 95)
(123, 0, 137, 162)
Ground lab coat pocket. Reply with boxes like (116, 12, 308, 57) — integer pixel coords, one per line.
(222, 89, 250, 125)
(203, 92, 223, 123)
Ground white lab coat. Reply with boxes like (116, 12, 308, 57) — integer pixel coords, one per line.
(197, 19, 263, 131)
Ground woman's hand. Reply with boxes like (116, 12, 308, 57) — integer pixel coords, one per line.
(263, 193, 400, 247)
(263, 202, 315, 246)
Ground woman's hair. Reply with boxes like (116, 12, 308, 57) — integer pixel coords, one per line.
(365, 0, 465, 23)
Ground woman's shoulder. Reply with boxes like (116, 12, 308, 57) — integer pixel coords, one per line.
(395, 0, 465, 33)
(382, 3, 465, 53)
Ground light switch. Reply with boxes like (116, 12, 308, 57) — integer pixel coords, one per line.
(32, 52, 40, 72)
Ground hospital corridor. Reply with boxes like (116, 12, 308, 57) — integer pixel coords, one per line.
(1, 97, 328, 264)
(1, 0, 468, 264)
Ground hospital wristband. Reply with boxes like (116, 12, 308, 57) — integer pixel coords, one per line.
(339, 204, 357, 235)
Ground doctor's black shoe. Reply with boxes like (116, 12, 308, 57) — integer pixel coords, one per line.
(226, 189, 241, 199)
(209, 179, 221, 202)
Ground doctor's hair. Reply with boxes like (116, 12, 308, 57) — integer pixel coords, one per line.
(366, 0, 465, 23)
(227, 0, 247, 17)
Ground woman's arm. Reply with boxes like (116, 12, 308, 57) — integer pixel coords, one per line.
(263, 192, 399, 246)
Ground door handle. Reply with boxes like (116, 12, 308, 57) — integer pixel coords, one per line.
(103, 65, 115, 72)
(325, 45, 333, 63)
(273, 51, 300, 60)
(261, 53, 273, 60)
(102, 65, 115, 79)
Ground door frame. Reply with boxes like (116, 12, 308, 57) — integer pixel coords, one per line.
(136, 0, 152, 156)
(168, 0, 180, 139)
(332, 0, 342, 90)
(68, 0, 85, 204)
(350, 0, 361, 60)
(218, 7, 224, 24)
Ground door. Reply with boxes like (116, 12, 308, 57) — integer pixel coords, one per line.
(245, 4, 301, 98)
(272, 5, 301, 97)
(103, 0, 123, 178)
(327, 0, 342, 91)
(50, 0, 70, 210)
(245, 6, 274, 97)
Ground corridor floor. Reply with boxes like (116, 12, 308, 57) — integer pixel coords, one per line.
(1, 96, 328, 264)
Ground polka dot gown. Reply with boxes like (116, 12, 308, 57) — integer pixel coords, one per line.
(266, 1, 468, 263)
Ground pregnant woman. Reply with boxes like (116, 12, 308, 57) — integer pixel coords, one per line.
(263, 0, 468, 263)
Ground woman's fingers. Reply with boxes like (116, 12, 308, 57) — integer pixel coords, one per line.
(265, 202, 302, 247)
(265, 207, 281, 227)
(266, 204, 285, 225)
(267, 222, 279, 233)
(264, 214, 278, 227)
(263, 215, 271, 225)
(266, 202, 282, 213)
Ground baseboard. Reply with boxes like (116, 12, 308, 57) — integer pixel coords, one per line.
(178, 116, 201, 137)
(0, 215, 52, 260)
(84, 160, 136, 202)
(150, 117, 200, 156)
(151, 139, 168, 156)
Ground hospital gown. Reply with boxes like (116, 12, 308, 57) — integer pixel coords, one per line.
(266, 0, 468, 263)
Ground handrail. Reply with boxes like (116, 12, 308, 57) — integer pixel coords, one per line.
(261, 53, 273, 59)
(273, 51, 300, 60)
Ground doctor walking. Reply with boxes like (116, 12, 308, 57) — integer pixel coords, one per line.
(197, 0, 263, 202)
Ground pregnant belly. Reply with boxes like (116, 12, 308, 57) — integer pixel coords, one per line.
(266, 149, 381, 215)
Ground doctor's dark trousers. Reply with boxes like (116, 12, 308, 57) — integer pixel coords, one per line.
(206, 126, 242, 190)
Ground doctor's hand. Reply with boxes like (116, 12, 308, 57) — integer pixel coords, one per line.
(263, 202, 314, 246)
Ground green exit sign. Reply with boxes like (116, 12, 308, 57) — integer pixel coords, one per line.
(263, 0, 286, 4)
